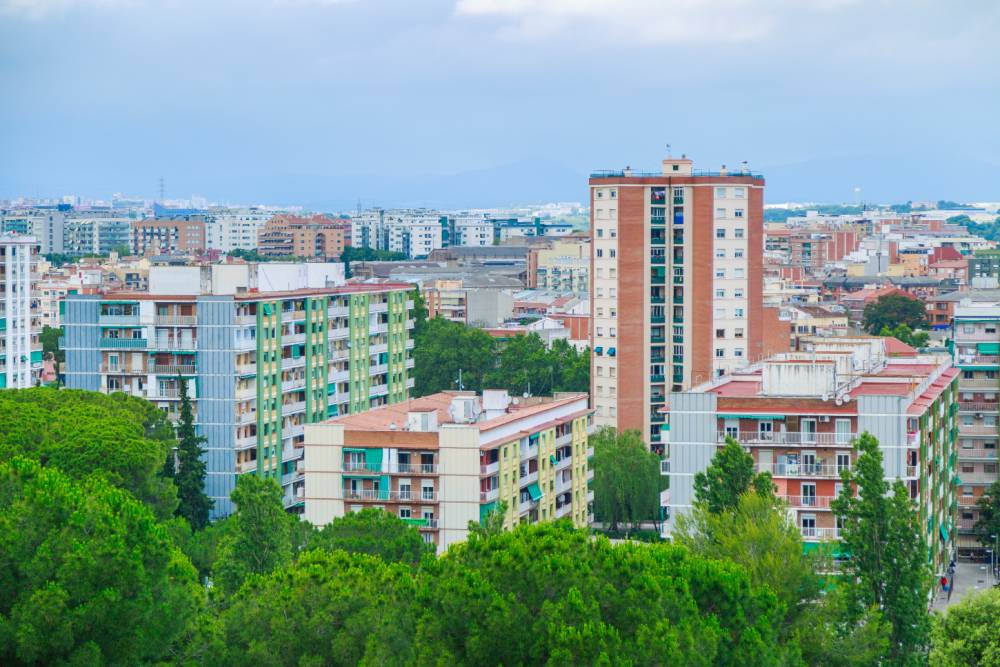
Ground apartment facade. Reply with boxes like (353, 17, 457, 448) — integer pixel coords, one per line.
(64, 215, 132, 256)
(666, 337, 958, 571)
(304, 390, 593, 552)
(1, 209, 65, 254)
(0, 234, 44, 388)
(205, 209, 274, 253)
(257, 214, 350, 259)
(589, 156, 771, 452)
(62, 263, 414, 516)
(131, 217, 207, 256)
(528, 238, 590, 293)
(951, 301, 1000, 558)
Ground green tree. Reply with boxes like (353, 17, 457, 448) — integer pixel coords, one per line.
(877, 323, 930, 349)
(409, 288, 428, 339)
(469, 499, 508, 538)
(831, 432, 933, 666)
(0, 457, 202, 665)
(308, 508, 433, 565)
(112, 243, 132, 256)
(694, 436, 774, 514)
(486, 332, 552, 395)
(39, 324, 63, 364)
(862, 293, 929, 334)
(214, 474, 292, 596)
(174, 376, 213, 530)
(591, 427, 663, 531)
(0, 387, 178, 519)
(675, 491, 819, 632)
(412, 317, 496, 396)
(549, 338, 590, 393)
(973, 479, 1000, 553)
(929, 587, 1000, 666)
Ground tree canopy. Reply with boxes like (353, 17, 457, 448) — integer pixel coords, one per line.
(193, 522, 795, 666)
(973, 479, 1000, 553)
(862, 293, 928, 334)
(591, 427, 663, 531)
(930, 587, 1000, 666)
(0, 457, 202, 665)
(831, 432, 932, 665)
(307, 507, 433, 566)
(693, 436, 774, 514)
(877, 323, 930, 349)
(0, 387, 178, 519)
(172, 376, 213, 530)
(412, 316, 497, 396)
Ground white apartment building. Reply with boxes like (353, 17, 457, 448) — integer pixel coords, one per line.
(0, 234, 43, 388)
(206, 208, 275, 252)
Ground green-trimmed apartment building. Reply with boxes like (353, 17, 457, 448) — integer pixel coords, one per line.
(1, 233, 44, 388)
(665, 336, 959, 574)
(62, 263, 414, 516)
(304, 390, 593, 552)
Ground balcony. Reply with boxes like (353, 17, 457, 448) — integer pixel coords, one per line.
(281, 400, 306, 416)
(720, 431, 857, 447)
(800, 527, 841, 541)
(343, 489, 437, 502)
(959, 402, 999, 413)
(151, 364, 196, 375)
(153, 338, 197, 352)
(155, 315, 196, 326)
(960, 425, 999, 437)
(99, 314, 140, 326)
(958, 378, 1000, 389)
(281, 356, 306, 370)
(778, 495, 835, 509)
(480, 488, 500, 503)
(99, 337, 147, 350)
(520, 470, 539, 486)
(760, 463, 852, 478)
(282, 310, 306, 323)
(235, 435, 256, 451)
(402, 517, 439, 529)
(958, 495, 978, 507)
(480, 461, 499, 476)
(956, 446, 998, 460)
(651, 255, 665, 265)
(959, 471, 998, 485)
(651, 374, 665, 383)
(237, 411, 256, 425)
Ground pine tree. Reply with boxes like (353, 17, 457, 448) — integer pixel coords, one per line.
(174, 375, 212, 530)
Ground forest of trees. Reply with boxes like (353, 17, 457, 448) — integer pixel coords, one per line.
(0, 389, 994, 665)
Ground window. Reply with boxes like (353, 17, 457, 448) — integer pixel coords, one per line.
(716, 248, 726, 258)
(715, 348, 725, 358)
(716, 328, 726, 338)
(733, 187, 745, 198)
(963, 325, 975, 334)
(716, 208, 726, 218)
(735, 308, 745, 318)
(596, 327, 603, 337)
(399, 507, 411, 519)
(596, 248, 603, 258)
(735, 348, 744, 358)
(610, 249, 616, 258)
(610, 308, 617, 317)
(715, 269, 726, 279)
(716, 289, 725, 298)
(715, 187, 726, 198)
(734, 228, 745, 239)
(734, 288, 744, 298)
(609, 327, 616, 337)
(715, 308, 725, 318)
(610, 229, 617, 238)
(734, 249, 744, 258)
(734, 268, 745, 278)
(734, 209, 744, 218)
(734, 327, 744, 338)
(597, 229, 604, 238)
(716, 228, 726, 239)
(610, 288, 616, 297)
(963, 485, 973, 496)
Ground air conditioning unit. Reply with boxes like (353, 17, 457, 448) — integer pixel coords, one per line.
(819, 415, 831, 423)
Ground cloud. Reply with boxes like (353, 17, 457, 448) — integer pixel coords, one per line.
(455, 0, 858, 44)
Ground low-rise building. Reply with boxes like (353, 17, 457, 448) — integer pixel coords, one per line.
(527, 237, 589, 293)
(62, 262, 414, 517)
(665, 336, 958, 571)
(304, 390, 593, 552)
(257, 214, 350, 259)
(131, 217, 206, 256)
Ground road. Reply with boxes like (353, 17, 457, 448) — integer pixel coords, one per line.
(930, 561, 997, 611)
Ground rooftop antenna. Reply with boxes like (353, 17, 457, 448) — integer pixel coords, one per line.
(456, 368, 464, 391)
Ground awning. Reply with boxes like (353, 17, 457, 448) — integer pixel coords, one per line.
(549, 455, 557, 466)
(526, 482, 543, 502)
(940, 524, 950, 542)
(608, 347, 617, 357)
(978, 343, 1000, 354)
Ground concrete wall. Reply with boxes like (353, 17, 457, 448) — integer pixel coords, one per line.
(62, 295, 101, 391)
(665, 391, 718, 530)
(303, 423, 346, 527)
(438, 424, 481, 552)
(197, 296, 238, 518)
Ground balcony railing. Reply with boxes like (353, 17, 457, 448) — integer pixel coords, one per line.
(960, 425, 999, 437)
(151, 364, 196, 375)
(720, 431, 857, 447)
(343, 462, 440, 474)
(778, 494, 835, 509)
(98, 314, 140, 326)
(155, 315, 196, 326)
(956, 447, 998, 459)
(343, 489, 437, 502)
(959, 402, 999, 413)
(480, 488, 500, 503)
(99, 337, 147, 349)
(958, 471, 998, 485)
(958, 378, 1000, 389)
(480, 461, 499, 475)
(958, 495, 978, 507)
(800, 526, 841, 541)
(760, 463, 852, 478)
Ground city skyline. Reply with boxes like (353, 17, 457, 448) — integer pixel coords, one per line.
(2, 1, 1000, 207)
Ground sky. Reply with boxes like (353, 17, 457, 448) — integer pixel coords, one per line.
(1, 0, 999, 209)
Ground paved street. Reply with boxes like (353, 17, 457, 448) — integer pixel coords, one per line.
(931, 561, 998, 611)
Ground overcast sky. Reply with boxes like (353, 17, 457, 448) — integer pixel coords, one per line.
(2, 0, 999, 208)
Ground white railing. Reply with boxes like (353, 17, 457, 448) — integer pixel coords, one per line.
(343, 489, 437, 502)
(520, 470, 538, 486)
(155, 315, 196, 326)
(760, 463, 852, 478)
(281, 357, 306, 370)
(720, 431, 857, 447)
(480, 461, 499, 475)
(342, 462, 440, 474)
(555, 456, 572, 471)
(959, 402, 999, 412)
(779, 494, 836, 509)
(556, 503, 573, 518)
(960, 471, 998, 485)
(960, 425, 999, 436)
(281, 401, 306, 416)
(800, 526, 841, 541)
(556, 432, 573, 447)
(958, 378, 1000, 389)
(151, 364, 196, 375)
(480, 488, 500, 503)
